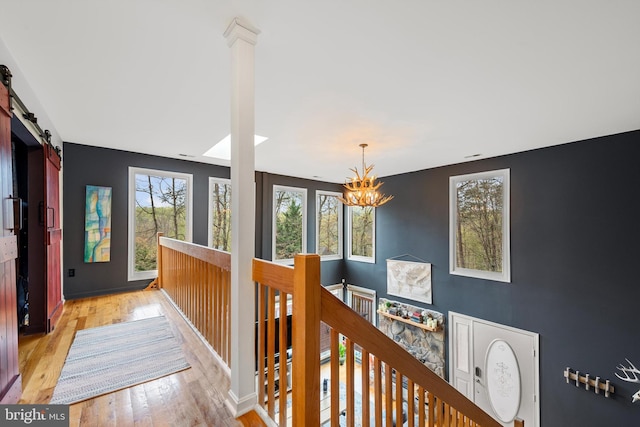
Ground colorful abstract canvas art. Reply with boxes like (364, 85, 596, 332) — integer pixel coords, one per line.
(84, 185, 112, 262)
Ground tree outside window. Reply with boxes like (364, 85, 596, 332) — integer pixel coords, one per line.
(449, 168, 510, 282)
(128, 167, 192, 281)
(348, 206, 375, 262)
(209, 178, 231, 252)
(316, 191, 343, 259)
(455, 177, 503, 272)
(273, 186, 307, 262)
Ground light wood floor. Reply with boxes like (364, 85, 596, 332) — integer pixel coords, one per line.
(18, 289, 246, 427)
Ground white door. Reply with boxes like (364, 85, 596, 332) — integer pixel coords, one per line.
(449, 312, 540, 427)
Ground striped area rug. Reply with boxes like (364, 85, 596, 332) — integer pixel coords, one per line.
(50, 316, 190, 405)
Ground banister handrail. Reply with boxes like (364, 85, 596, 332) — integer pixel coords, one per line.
(252, 258, 294, 294)
(159, 236, 231, 270)
(321, 287, 502, 427)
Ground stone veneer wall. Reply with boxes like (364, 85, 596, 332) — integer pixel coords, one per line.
(377, 298, 446, 379)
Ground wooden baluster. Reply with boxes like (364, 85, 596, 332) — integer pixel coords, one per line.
(257, 284, 265, 408)
(205, 264, 212, 352)
(385, 364, 393, 427)
(418, 386, 425, 427)
(220, 265, 225, 359)
(443, 401, 450, 426)
(427, 391, 435, 427)
(361, 349, 370, 427)
(346, 337, 355, 427)
(196, 259, 201, 334)
(407, 379, 415, 427)
(156, 233, 164, 287)
(374, 356, 382, 427)
(188, 256, 194, 321)
(278, 290, 288, 427)
(330, 329, 340, 427)
(224, 266, 231, 365)
(267, 287, 276, 418)
(395, 370, 403, 427)
(213, 265, 219, 356)
(214, 265, 220, 358)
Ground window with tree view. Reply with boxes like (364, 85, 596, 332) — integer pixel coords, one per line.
(209, 178, 231, 252)
(348, 205, 375, 262)
(450, 168, 510, 282)
(273, 186, 307, 263)
(128, 167, 193, 280)
(316, 191, 342, 259)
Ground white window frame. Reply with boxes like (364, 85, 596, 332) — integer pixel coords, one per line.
(208, 177, 231, 251)
(449, 168, 510, 282)
(272, 185, 307, 264)
(128, 167, 193, 281)
(347, 205, 376, 263)
(315, 190, 343, 261)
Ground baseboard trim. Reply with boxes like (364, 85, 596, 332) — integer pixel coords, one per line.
(226, 389, 258, 418)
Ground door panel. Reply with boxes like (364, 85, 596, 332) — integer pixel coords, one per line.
(449, 312, 539, 427)
(473, 321, 537, 426)
(0, 74, 21, 403)
(44, 143, 62, 332)
(450, 313, 473, 399)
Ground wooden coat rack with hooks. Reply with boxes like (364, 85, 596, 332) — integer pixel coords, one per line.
(564, 367, 614, 398)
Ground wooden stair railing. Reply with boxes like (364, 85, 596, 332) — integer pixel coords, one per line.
(322, 288, 503, 427)
(157, 233, 232, 367)
(253, 254, 522, 427)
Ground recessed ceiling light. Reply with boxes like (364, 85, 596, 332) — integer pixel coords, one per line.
(178, 153, 195, 157)
(202, 134, 268, 160)
(464, 153, 482, 159)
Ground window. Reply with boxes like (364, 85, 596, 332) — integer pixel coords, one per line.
(273, 186, 307, 263)
(449, 168, 510, 282)
(316, 191, 343, 260)
(208, 177, 231, 252)
(347, 206, 375, 263)
(128, 167, 193, 281)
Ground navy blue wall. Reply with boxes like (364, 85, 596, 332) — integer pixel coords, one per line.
(345, 130, 640, 426)
(62, 142, 344, 298)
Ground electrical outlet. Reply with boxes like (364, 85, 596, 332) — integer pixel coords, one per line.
(68, 268, 75, 277)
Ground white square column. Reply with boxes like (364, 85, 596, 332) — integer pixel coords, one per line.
(224, 17, 260, 417)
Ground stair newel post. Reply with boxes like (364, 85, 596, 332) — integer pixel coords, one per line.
(157, 232, 164, 288)
(292, 254, 321, 426)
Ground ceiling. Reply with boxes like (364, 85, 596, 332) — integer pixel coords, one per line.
(1, 1, 639, 183)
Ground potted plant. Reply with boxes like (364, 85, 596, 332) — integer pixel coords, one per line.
(338, 342, 346, 365)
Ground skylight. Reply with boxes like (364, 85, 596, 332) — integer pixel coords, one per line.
(202, 134, 268, 160)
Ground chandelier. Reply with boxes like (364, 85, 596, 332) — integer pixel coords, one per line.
(338, 143, 393, 207)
